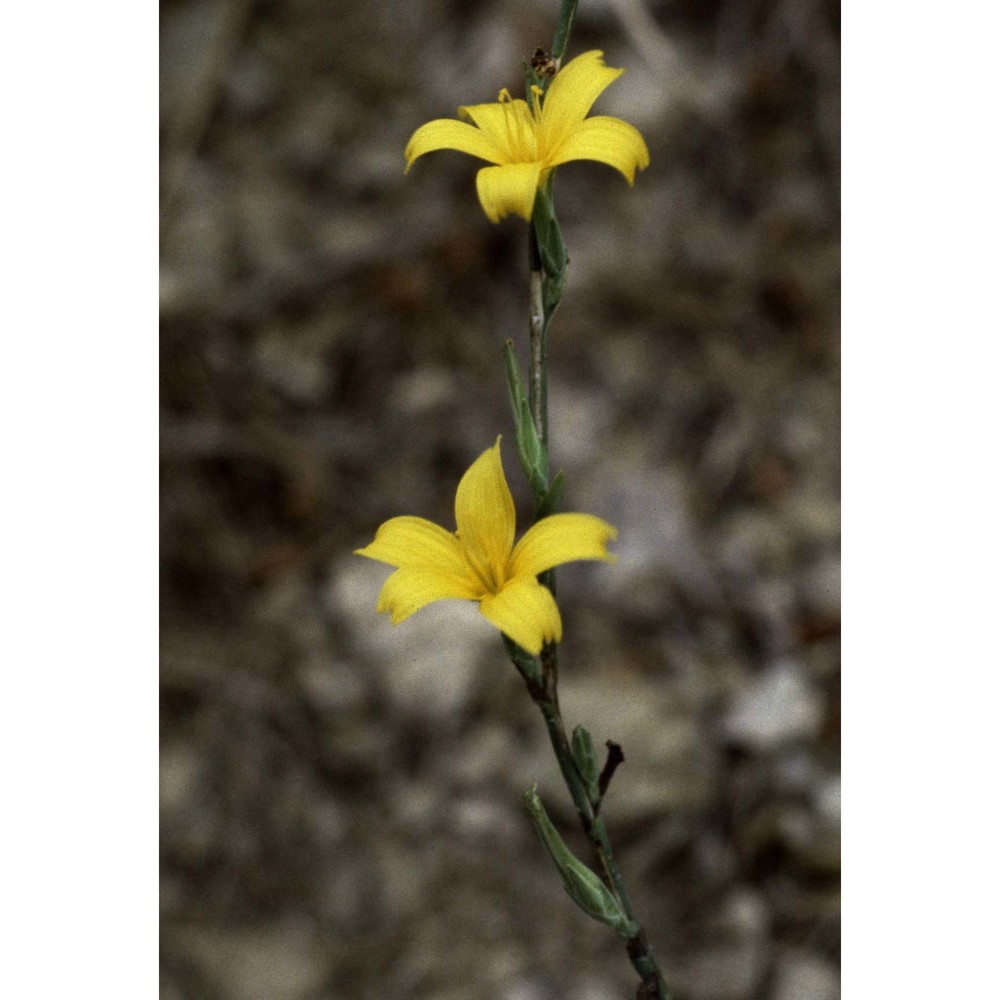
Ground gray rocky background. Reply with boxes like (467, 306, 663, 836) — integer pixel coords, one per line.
(160, 0, 840, 997)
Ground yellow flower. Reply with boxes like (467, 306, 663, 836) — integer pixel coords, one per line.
(404, 50, 650, 223)
(355, 439, 617, 655)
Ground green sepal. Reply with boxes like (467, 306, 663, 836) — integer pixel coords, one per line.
(543, 265, 566, 319)
(503, 634, 542, 688)
(532, 187, 567, 281)
(540, 235, 566, 282)
(502, 340, 549, 495)
(571, 725, 601, 806)
(533, 469, 564, 520)
(529, 185, 568, 326)
(523, 785, 638, 939)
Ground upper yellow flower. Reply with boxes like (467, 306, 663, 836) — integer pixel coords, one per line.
(404, 50, 650, 223)
(355, 439, 617, 655)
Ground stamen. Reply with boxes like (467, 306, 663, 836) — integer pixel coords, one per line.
(530, 84, 544, 122)
(495, 87, 538, 162)
(463, 545, 502, 595)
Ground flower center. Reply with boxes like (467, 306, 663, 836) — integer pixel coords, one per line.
(460, 542, 506, 596)
(497, 88, 538, 163)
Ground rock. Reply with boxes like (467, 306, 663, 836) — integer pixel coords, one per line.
(442, 721, 535, 792)
(296, 657, 367, 715)
(770, 951, 840, 1000)
(715, 509, 794, 579)
(390, 365, 461, 416)
(329, 556, 496, 725)
(452, 794, 521, 842)
(815, 773, 841, 828)
(556, 671, 711, 819)
(579, 463, 723, 606)
(724, 658, 823, 751)
(160, 0, 233, 128)
(799, 551, 841, 619)
(160, 742, 204, 817)
(165, 921, 329, 1000)
(548, 377, 614, 466)
(675, 888, 771, 1000)
(251, 319, 335, 404)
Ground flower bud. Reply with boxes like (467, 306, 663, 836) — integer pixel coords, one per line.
(523, 785, 638, 938)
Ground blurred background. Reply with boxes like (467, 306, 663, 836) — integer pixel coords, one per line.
(160, 0, 840, 997)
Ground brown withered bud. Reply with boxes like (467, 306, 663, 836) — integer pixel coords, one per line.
(530, 48, 558, 77)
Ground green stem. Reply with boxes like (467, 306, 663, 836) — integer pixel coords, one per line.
(528, 264, 548, 455)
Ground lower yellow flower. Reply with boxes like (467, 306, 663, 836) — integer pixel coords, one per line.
(404, 50, 650, 222)
(355, 438, 617, 655)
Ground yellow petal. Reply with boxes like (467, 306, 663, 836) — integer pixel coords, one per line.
(539, 50, 624, 155)
(404, 118, 504, 171)
(508, 513, 618, 579)
(376, 566, 482, 625)
(454, 438, 516, 588)
(459, 99, 538, 162)
(479, 577, 562, 655)
(475, 163, 544, 222)
(547, 115, 650, 184)
(356, 515, 472, 579)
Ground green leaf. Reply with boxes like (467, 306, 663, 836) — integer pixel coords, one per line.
(523, 785, 638, 938)
(532, 187, 567, 281)
(502, 340, 548, 496)
(551, 0, 580, 65)
(571, 725, 601, 805)
(503, 635, 542, 687)
(534, 470, 565, 520)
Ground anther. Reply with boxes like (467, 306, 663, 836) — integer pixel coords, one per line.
(530, 85, 544, 120)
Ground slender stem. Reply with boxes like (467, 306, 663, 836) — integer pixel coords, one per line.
(535, 693, 622, 903)
(528, 217, 554, 599)
(508, 6, 671, 996)
(521, 158, 671, 1000)
(528, 266, 548, 453)
(524, 675, 670, 999)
